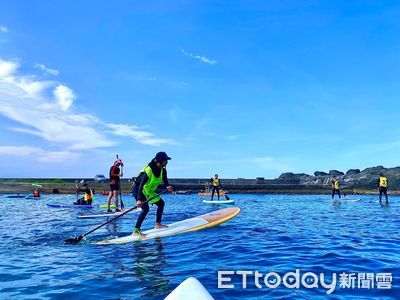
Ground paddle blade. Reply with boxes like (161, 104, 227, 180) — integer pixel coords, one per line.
(225, 195, 230, 200)
(65, 235, 83, 244)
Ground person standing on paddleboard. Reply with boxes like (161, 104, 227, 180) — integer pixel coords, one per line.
(106, 158, 123, 212)
(378, 173, 389, 205)
(331, 176, 341, 199)
(210, 174, 221, 201)
(132, 151, 173, 236)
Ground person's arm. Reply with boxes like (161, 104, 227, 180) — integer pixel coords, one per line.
(136, 173, 149, 202)
(162, 168, 173, 192)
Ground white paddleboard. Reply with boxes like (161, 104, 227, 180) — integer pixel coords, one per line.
(96, 206, 240, 245)
(319, 198, 362, 203)
(165, 277, 214, 300)
(77, 208, 141, 219)
(202, 199, 234, 204)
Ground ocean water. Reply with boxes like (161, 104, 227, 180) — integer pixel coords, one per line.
(0, 193, 398, 299)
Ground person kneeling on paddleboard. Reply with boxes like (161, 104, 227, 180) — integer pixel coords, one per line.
(75, 183, 94, 205)
(33, 188, 40, 198)
(132, 152, 173, 236)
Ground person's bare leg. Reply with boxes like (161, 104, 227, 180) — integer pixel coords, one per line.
(113, 190, 120, 211)
(106, 191, 113, 211)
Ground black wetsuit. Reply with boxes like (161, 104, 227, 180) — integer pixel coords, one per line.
(331, 180, 341, 199)
(378, 178, 388, 203)
(210, 178, 221, 200)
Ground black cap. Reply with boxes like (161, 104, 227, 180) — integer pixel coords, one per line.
(154, 151, 171, 162)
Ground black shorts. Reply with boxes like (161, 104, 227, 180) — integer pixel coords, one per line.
(110, 184, 120, 191)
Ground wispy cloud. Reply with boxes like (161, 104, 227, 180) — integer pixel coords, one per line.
(227, 135, 239, 141)
(34, 63, 59, 76)
(343, 141, 400, 158)
(0, 26, 8, 33)
(187, 117, 211, 140)
(249, 157, 294, 173)
(0, 58, 175, 153)
(168, 108, 178, 123)
(0, 146, 80, 162)
(130, 75, 157, 81)
(180, 156, 292, 173)
(106, 123, 177, 146)
(180, 48, 217, 65)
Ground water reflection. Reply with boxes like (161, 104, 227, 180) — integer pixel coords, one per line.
(132, 239, 170, 298)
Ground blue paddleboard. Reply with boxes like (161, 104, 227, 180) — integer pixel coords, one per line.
(46, 203, 96, 209)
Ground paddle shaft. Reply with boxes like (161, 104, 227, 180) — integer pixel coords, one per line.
(119, 165, 124, 209)
(71, 189, 166, 242)
(78, 205, 136, 240)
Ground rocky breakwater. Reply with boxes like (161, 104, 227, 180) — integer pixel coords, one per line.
(277, 165, 400, 191)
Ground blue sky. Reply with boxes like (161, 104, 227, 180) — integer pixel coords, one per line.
(0, 1, 400, 179)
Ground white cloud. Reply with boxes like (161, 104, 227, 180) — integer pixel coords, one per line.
(0, 146, 80, 162)
(0, 60, 19, 77)
(227, 135, 239, 141)
(54, 84, 75, 111)
(250, 157, 294, 172)
(34, 63, 59, 76)
(169, 108, 178, 122)
(181, 48, 217, 65)
(0, 58, 175, 151)
(0, 26, 8, 33)
(130, 75, 157, 81)
(0, 146, 38, 156)
(106, 123, 177, 146)
(180, 156, 292, 173)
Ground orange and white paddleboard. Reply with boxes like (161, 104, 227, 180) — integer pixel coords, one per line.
(96, 207, 240, 245)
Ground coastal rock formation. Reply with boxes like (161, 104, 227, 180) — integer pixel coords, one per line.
(283, 166, 400, 189)
(346, 169, 360, 175)
(278, 172, 311, 180)
(329, 170, 345, 176)
(314, 171, 329, 176)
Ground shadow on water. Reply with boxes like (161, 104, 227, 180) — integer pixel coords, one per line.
(95, 239, 171, 299)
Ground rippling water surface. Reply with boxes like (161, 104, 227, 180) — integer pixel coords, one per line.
(0, 194, 398, 299)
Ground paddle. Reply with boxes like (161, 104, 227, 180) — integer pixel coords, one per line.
(65, 190, 167, 244)
(75, 184, 79, 203)
(119, 163, 125, 210)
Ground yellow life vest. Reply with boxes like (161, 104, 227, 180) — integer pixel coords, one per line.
(213, 178, 220, 187)
(379, 176, 388, 187)
(84, 189, 94, 201)
(141, 165, 163, 203)
(332, 180, 339, 190)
